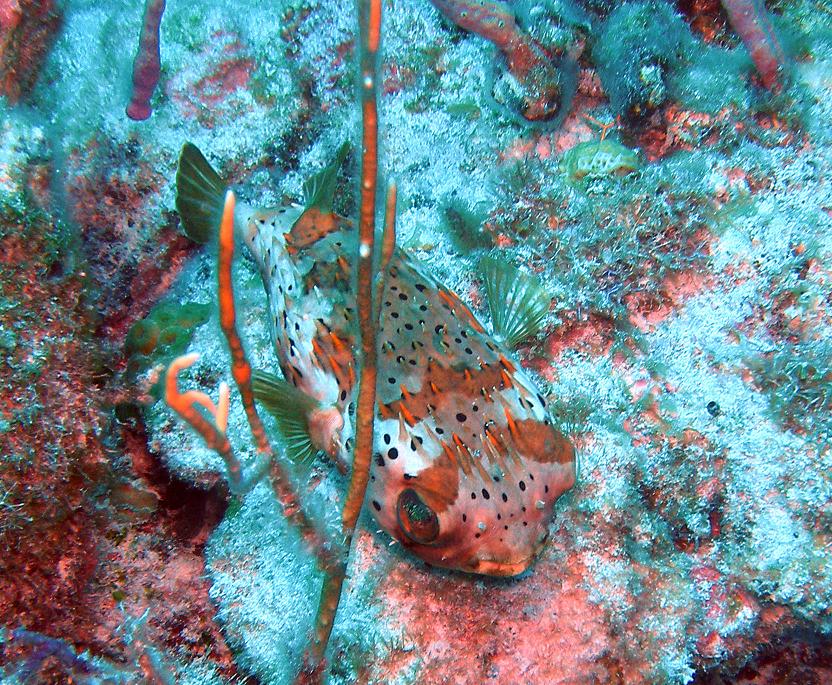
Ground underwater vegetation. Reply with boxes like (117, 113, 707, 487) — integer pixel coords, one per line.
(1, 0, 832, 684)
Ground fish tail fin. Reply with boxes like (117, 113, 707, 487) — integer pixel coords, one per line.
(481, 257, 550, 348)
(175, 143, 227, 244)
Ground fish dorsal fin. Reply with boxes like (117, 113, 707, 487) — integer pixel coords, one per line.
(480, 257, 550, 348)
(252, 369, 322, 464)
(175, 143, 227, 244)
(301, 142, 350, 213)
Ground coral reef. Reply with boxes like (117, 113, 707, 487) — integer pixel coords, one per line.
(1, 0, 831, 683)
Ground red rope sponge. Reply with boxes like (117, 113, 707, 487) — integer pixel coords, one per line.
(720, 0, 787, 91)
(126, 0, 166, 120)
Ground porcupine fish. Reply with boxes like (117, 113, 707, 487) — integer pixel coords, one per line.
(175, 142, 575, 577)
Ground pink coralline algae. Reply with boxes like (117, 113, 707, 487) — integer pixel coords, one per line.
(126, 0, 166, 121)
(720, 0, 787, 90)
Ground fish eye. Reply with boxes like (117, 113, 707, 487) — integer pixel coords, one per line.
(396, 489, 439, 544)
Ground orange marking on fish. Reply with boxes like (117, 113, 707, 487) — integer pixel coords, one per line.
(399, 384, 411, 401)
(438, 290, 457, 310)
(326, 353, 342, 374)
(329, 331, 347, 352)
(504, 407, 519, 438)
(462, 308, 486, 333)
(430, 381, 440, 394)
(454, 435, 489, 482)
(399, 403, 417, 426)
(498, 355, 515, 373)
(441, 438, 467, 475)
(500, 368, 514, 388)
(286, 207, 339, 248)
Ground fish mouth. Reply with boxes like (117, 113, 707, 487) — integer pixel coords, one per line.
(469, 554, 536, 577)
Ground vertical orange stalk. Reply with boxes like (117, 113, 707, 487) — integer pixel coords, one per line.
(218, 190, 272, 458)
(298, 0, 387, 680)
(342, 0, 383, 537)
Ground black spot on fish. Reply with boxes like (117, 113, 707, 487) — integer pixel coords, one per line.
(383, 433, 391, 444)
(481, 488, 490, 500)
(374, 453, 385, 466)
(388, 447, 398, 459)
(519, 481, 526, 491)
(456, 413, 466, 422)
(415, 283, 426, 292)
(372, 500, 382, 511)
(398, 293, 408, 301)
(501, 493, 508, 502)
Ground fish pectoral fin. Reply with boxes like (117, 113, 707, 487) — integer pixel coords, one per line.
(300, 141, 350, 214)
(481, 257, 550, 348)
(175, 143, 227, 244)
(252, 369, 323, 465)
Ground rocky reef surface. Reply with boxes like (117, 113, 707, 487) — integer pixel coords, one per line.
(1, 0, 831, 683)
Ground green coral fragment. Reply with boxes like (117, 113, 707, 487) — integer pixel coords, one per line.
(125, 301, 212, 380)
(559, 139, 641, 182)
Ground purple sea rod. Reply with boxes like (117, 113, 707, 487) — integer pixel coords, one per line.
(720, 0, 787, 91)
(126, 0, 166, 120)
